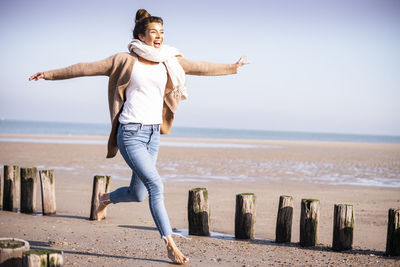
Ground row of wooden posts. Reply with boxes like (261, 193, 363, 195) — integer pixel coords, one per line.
(188, 188, 400, 256)
(91, 176, 400, 256)
(0, 165, 106, 221)
(1, 166, 399, 257)
(188, 190, 350, 247)
(1, 166, 56, 215)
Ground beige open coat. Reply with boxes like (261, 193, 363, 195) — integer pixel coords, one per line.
(44, 52, 237, 158)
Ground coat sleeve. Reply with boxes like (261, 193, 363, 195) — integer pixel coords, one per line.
(44, 54, 116, 80)
(177, 56, 238, 76)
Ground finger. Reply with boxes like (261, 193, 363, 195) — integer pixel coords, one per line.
(238, 55, 247, 63)
(29, 73, 38, 81)
(30, 72, 43, 81)
(239, 57, 250, 67)
(238, 60, 250, 67)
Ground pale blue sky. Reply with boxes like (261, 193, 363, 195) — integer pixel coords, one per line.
(1, 0, 399, 135)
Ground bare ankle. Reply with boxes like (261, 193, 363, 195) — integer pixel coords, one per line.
(167, 243, 176, 251)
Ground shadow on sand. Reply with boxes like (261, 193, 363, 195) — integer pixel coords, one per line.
(118, 225, 158, 231)
(29, 244, 170, 264)
(246, 239, 400, 260)
(62, 250, 170, 264)
(165, 229, 399, 261)
(28, 240, 52, 247)
(53, 214, 90, 221)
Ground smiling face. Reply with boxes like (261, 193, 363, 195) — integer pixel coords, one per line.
(139, 22, 164, 49)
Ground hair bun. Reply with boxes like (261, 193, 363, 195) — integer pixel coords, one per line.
(135, 9, 151, 23)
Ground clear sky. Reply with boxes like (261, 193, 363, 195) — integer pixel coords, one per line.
(1, 0, 399, 135)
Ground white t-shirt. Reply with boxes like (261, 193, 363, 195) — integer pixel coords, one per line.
(119, 59, 168, 125)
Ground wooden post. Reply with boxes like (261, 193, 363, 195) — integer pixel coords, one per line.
(48, 250, 63, 267)
(332, 204, 354, 251)
(89, 175, 111, 220)
(3, 165, 20, 212)
(188, 188, 210, 236)
(22, 249, 63, 267)
(0, 238, 30, 267)
(300, 198, 320, 247)
(386, 208, 400, 256)
(0, 171, 3, 210)
(39, 170, 56, 215)
(22, 251, 47, 267)
(275, 195, 294, 243)
(20, 167, 38, 214)
(235, 193, 256, 239)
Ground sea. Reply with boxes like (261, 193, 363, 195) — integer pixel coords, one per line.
(1, 120, 399, 188)
(1, 119, 399, 144)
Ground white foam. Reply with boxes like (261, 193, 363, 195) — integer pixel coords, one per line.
(289, 176, 400, 188)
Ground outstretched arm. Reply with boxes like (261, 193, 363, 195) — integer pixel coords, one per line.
(28, 54, 116, 81)
(177, 56, 249, 76)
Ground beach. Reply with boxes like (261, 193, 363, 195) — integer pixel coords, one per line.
(0, 134, 399, 266)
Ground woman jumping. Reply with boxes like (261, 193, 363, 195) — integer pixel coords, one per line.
(29, 8, 249, 264)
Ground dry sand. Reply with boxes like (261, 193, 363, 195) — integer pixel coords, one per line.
(0, 134, 399, 266)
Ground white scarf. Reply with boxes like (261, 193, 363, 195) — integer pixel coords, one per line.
(128, 39, 187, 100)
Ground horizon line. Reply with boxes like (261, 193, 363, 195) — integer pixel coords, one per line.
(1, 118, 399, 138)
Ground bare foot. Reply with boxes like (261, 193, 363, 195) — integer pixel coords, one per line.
(165, 236, 189, 265)
(96, 192, 111, 221)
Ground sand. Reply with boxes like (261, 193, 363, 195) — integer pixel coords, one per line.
(0, 134, 399, 266)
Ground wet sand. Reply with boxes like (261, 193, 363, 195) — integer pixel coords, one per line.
(0, 134, 399, 266)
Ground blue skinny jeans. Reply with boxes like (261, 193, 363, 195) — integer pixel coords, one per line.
(109, 123, 172, 238)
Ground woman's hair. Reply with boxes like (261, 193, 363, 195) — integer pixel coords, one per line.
(133, 9, 163, 40)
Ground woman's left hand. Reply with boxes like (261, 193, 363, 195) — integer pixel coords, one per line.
(29, 72, 45, 81)
(236, 56, 250, 71)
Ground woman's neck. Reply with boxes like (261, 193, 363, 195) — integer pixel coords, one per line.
(137, 56, 159, 65)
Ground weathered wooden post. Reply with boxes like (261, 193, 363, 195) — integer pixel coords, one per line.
(48, 250, 63, 267)
(300, 198, 320, 247)
(39, 170, 56, 215)
(3, 165, 20, 212)
(275, 195, 294, 243)
(20, 167, 38, 214)
(332, 204, 354, 251)
(89, 175, 111, 220)
(22, 249, 63, 267)
(0, 171, 3, 210)
(22, 250, 47, 267)
(386, 208, 400, 256)
(235, 193, 256, 239)
(188, 188, 210, 236)
(0, 238, 30, 267)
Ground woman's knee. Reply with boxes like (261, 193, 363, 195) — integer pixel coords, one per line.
(127, 187, 147, 202)
(147, 179, 164, 196)
(136, 190, 147, 202)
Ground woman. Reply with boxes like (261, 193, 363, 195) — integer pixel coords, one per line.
(29, 9, 249, 264)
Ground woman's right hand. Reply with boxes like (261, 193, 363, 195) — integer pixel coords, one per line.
(29, 72, 45, 81)
(235, 56, 250, 71)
